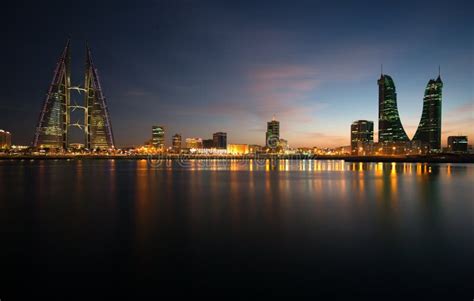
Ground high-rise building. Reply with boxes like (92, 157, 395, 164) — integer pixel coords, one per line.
(266, 116, 280, 148)
(412, 74, 443, 151)
(84, 46, 115, 150)
(172, 134, 182, 152)
(351, 120, 374, 155)
(447, 136, 468, 153)
(33, 40, 71, 149)
(202, 139, 214, 149)
(33, 40, 114, 150)
(152, 126, 165, 150)
(186, 138, 203, 149)
(378, 74, 409, 144)
(0, 129, 12, 150)
(213, 132, 227, 149)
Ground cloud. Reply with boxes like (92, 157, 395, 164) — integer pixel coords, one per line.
(246, 64, 324, 121)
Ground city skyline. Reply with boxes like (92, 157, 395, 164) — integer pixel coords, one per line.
(1, 0, 472, 148)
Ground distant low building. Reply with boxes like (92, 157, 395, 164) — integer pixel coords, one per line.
(0, 129, 12, 150)
(227, 144, 249, 155)
(279, 138, 288, 151)
(334, 146, 351, 155)
(213, 132, 227, 149)
(447, 136, 468, 153)
(186, 138, 203, 149)
(249, 144, 262, 153)
(202, 139, 214, 149)
(69, 143, 84, 150)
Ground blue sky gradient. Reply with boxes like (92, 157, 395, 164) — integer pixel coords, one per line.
(1, 0, 472, 147)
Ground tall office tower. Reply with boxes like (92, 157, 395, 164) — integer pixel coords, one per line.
(266, 116, 280, 148)
(0, 129, 12, 150)
(412, 73, 443, 151)
(33, 40, 71, 149)
(378, 74, 409, 144)
(33, 40, 115, 150)
(351, 120, 374, 155)
(213, 132, 227, 149)
(152, 126, 165, 150)
(172, 134, 182, 152)
(84, 45, 115, 149)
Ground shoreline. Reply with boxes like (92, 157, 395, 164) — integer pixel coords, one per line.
(0, 154, 473, 163)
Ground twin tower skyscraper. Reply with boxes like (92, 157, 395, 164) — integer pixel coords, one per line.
(378, 71, 443, 151)
(33, 39, 115, 150)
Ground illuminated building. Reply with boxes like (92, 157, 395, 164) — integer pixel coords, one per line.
(351, 120, 374, 155)
(279, 138, 288, 151)
(172, 134, 182, 152)
(203, 139, 214, 149)
(84, 46, 115, 150)
(0, 129, 12, 150)
(33, 40, 114, 150)
(69, 143, 84, 150)
(412, 73, 443, 152)
(266, 116, 280, 148)
(447, 136, 468, 153)
(186, 138, 203, 149)
(249, 144, 262, 153)
(152, 126, 165, 150)
(213, 132, 227, 149)
(378, 74, 409, 144)
(227, 144, 249, 155)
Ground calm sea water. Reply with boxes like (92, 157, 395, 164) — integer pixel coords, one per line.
(0, 160, 473, 298)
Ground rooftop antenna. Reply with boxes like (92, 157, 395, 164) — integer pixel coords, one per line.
(438, 65, 441, 77)
(381, 64, 383, 76)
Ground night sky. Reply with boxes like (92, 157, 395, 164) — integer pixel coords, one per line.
(1, 0, 472, 147)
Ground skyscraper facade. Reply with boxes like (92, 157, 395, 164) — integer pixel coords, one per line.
(33, 40, 115, 150)
(84, 45, 115, 150)
(0, 129, 12, 150)
(351, 120, 374, 155)
(412, 75, 443, 151)
(172, 134, 182, 152)
(266, 117, 280, 148)
(378, 74, 409, 144)
(33, 40, 71, 149)
(152, 126, 165, 150)
(213, 132, 227, 149)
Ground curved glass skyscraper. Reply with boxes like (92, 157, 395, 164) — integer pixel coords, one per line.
(412, 75, 443, 151)
(378, 74, 409, 143)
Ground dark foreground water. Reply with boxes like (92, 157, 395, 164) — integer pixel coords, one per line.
(0, 159, 473, 298)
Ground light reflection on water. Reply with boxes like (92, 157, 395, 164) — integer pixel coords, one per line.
(0, 159, 472, 296)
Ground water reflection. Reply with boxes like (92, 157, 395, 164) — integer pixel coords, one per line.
(1, 159, 473, 296)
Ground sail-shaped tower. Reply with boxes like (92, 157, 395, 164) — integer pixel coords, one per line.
(33, 40, 114, 150)
(33, 40, 71, 149)
(412, 74, 443, 151)
(378, 74, 409, 144)
(84, 45, 115, 149)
